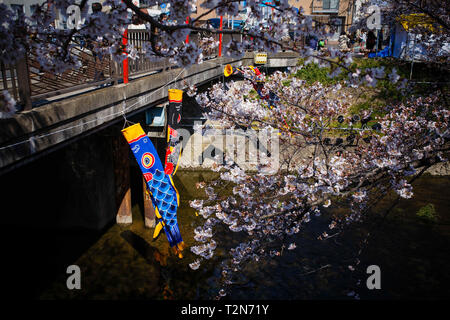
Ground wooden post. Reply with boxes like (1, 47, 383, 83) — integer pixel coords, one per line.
(143, 177, 156, 228)
(122, 28, 129, 84)
(218, 16, 223, 57)
(116, 188, 132, 224)
(16, 57, 32, 110)
(113, 132, 132, 224)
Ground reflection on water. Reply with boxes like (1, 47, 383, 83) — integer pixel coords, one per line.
(38, 171, 449, 299)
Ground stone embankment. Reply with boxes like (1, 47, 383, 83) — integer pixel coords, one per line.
(178, 120, 450, 176)
(425, 161, 450, 176)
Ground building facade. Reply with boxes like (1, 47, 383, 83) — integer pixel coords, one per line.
(190, 1, 356, 34)
(1, 0, 358, 34)
(295, 0, 357, 38)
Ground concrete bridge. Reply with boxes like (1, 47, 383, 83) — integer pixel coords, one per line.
(0, 51, 298, 231)
(0, 51, 299, 175)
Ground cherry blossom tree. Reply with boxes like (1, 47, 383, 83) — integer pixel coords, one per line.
(190, 68, 449, 298)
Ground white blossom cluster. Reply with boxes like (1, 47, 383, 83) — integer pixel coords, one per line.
(0, 90, 17, 119)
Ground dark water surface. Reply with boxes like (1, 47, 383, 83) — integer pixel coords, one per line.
(2, 171, 449, 300)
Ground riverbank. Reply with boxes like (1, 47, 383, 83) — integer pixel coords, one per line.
(177, 120, 450, 176)
(425, 161, 450, 176)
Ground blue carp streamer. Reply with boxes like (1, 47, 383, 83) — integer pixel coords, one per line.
(122, 123, 185, 257)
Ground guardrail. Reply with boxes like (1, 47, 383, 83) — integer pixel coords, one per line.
(0, 29, 227, 110)
(127, 29, 171, 77)
(1, 46, 120, 110)
(126, 30, 222, 78)
(0, 29, 300, 111)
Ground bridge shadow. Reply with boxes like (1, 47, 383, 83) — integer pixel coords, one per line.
(120, 230, 167, 267)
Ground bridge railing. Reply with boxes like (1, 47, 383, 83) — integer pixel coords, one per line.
(126, 29, 222, 78)
(28, 45, 119, 102)
(127, 29, 173, 78)
(0, 44, 121, 110)
(0, 29, 235, 110)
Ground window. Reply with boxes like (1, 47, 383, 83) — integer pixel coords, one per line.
(323, 0, 339, 10)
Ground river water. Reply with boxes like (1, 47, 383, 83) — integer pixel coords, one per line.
(33, 170, 449, 300)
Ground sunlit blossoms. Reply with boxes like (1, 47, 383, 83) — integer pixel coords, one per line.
(189, 259, 201, 270)
(188, 58, 448, 297)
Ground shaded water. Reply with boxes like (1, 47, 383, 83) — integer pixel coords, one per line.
(35, 171, 450, 300)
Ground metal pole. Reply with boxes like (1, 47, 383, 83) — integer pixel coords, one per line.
(219, 16, 223, 57)
(122, 28, 129, 84)
(409, 33, 417, 80)
(185, 16, 189, 43)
